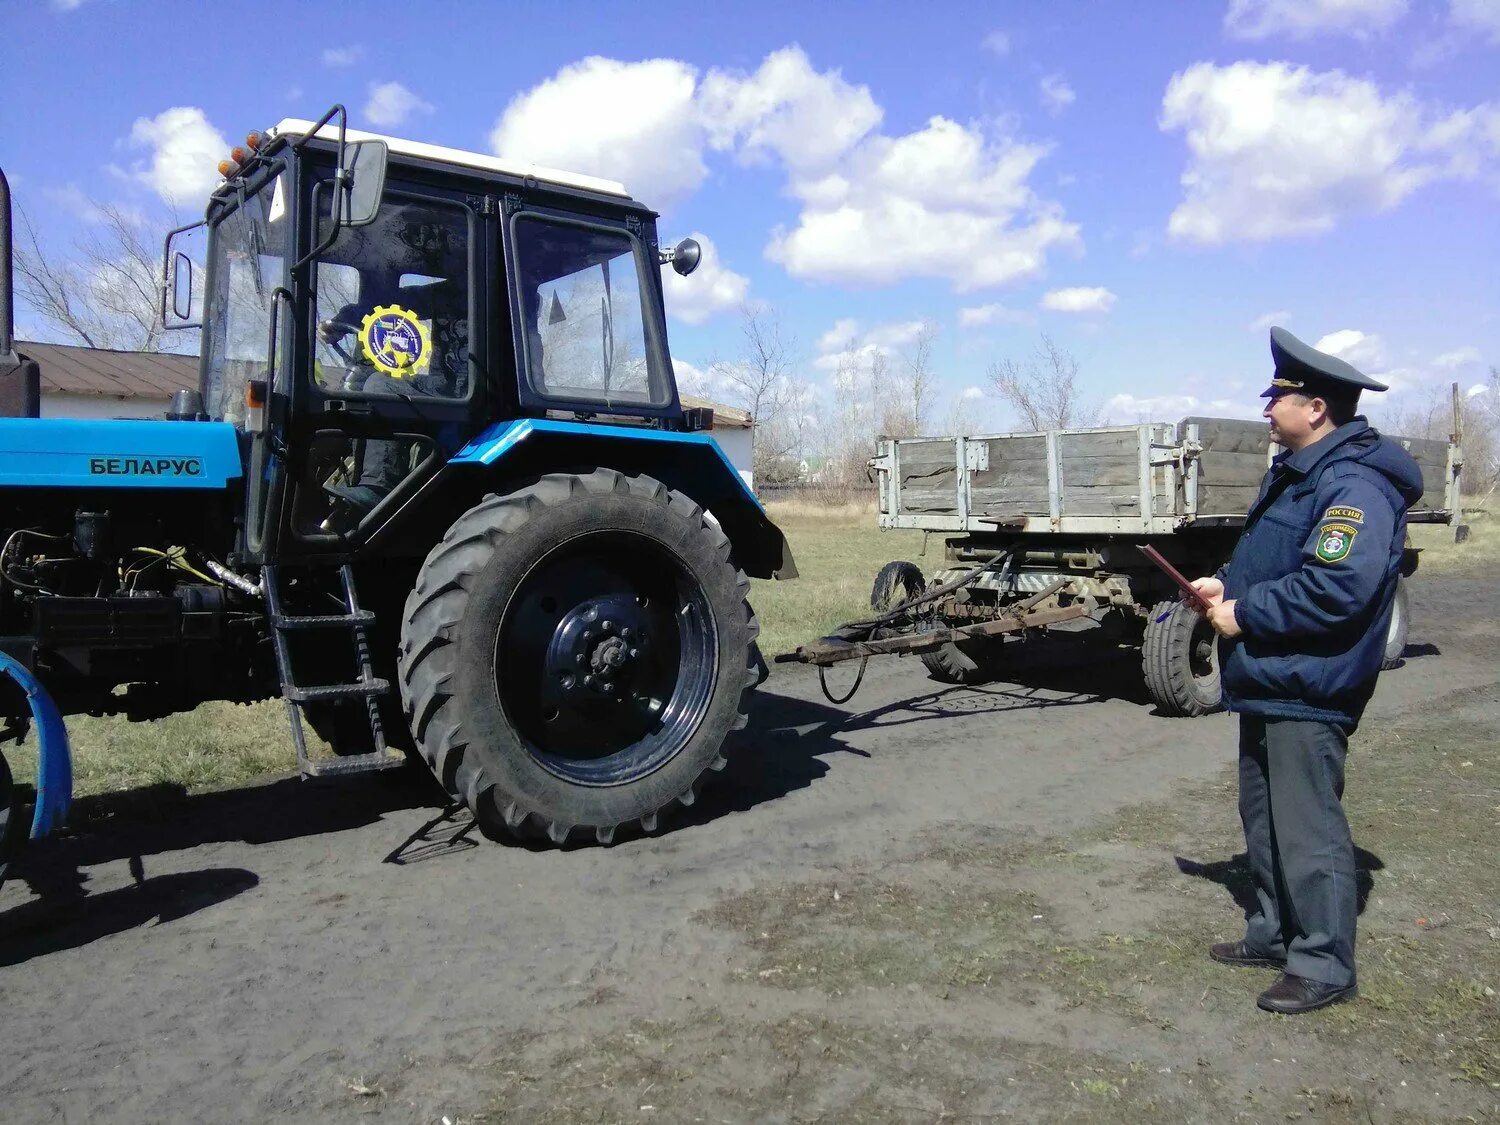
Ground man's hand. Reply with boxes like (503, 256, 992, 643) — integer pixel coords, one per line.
(1189, 576, 1225, 609)
(1207, 599, 1242, 638)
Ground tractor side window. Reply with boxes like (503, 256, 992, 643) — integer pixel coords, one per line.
(512, 217, 664, 408)
(310, 196, 471, 401)
(203, 174, 288, 425)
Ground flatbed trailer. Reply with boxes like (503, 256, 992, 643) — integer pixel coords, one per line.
(781, 417, 1458, 715)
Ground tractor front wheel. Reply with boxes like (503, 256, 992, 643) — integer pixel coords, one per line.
(398, 470, 759, 844)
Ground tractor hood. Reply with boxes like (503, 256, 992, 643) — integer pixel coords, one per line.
(0, 418, 242, 489)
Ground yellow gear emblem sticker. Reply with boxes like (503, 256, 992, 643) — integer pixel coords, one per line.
(359, 304, 431, 377)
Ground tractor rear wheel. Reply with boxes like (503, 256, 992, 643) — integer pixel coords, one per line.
(398, 469, 759, 845)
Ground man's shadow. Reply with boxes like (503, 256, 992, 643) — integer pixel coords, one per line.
(1174, 846, 1384, 918)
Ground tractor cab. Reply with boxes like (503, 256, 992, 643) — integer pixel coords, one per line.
(168, 107, 705, 559)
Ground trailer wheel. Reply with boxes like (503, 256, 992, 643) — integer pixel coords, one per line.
(919, 633, 1004, 686)
(1142, 599, 1222, 717)
(1380, 578, 1409, 670)
(870, 560, 925, 613)
(398, 469, 759, 845)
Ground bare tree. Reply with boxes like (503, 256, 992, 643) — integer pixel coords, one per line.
(14, 201, 186, 352)
(1373, 373, 1499, 499)
(892, 320, 939, 437)
(986, 334, 1097, 431)
(713, 304, 805, 483)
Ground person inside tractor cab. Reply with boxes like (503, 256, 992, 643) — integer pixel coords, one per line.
(311, 201, 471, 515)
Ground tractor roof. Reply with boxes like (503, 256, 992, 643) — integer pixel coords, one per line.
(270, 118, 633, 201)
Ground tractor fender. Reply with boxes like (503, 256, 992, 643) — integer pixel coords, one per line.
(436, 419, 797, 580)
(0, 652, 72, 839)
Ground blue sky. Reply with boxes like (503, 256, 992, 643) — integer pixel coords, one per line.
(5, 0, 1498, 430)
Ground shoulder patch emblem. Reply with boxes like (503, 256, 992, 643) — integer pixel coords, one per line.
(1315, 521, 1358, 564)
(1324, 505, 1364, 523)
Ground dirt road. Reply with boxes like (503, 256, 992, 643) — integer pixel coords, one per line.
(3, 572, 1496, 1122)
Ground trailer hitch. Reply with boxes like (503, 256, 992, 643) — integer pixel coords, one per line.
(775, 578, 1087, 704)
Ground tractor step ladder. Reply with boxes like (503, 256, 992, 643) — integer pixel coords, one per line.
(263, 563, 405, 777)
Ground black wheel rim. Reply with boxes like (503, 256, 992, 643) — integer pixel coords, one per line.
(1189, 614, 1217, 681)
(495, 530, 718, 786)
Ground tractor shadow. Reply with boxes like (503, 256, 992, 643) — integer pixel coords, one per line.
(0, 857, 259, 968)
(0, 766, 445, 954)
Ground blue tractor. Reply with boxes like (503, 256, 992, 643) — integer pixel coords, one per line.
(0, 106, 795, 872)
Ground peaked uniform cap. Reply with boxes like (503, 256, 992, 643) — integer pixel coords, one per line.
(1262, 326, 1388, 398)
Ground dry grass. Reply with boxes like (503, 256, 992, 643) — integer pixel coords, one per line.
(1410, 502, 1495, 573)
(753, 498, 924, 658)
(4, 699, 322, 798)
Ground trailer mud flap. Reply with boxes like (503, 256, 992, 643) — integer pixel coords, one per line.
(0, 652, 72, 839)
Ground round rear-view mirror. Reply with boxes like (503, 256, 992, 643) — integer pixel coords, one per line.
(670, 238, 702, 277)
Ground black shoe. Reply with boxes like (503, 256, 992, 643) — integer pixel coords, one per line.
(324, 483, 386, 512)
(1256, 972, 1357, 1014)
(1209, 940, 1285, 969)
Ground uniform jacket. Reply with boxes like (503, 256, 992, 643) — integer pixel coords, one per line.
(1218, 418, 1424, 728)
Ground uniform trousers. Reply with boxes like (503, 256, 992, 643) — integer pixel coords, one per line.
(1237, 716, 1357, 988)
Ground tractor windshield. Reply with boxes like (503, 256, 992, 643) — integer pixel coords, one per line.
(202, 173, 289, 425)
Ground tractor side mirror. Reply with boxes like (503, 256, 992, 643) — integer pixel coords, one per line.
(664, 237, 701, 277)
(171, 253, 194, 321)
(161, 220, 207, 330)
(341, 140, 388, 227)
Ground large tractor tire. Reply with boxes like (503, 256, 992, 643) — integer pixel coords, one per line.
(1380, 577, 1410, 670)
(397, 469, 759, 845)
(1142, 599, 1222, 717)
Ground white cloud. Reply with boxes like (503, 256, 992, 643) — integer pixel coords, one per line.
(1160, 61, 1495, 244)
(322, 46, 362, 67)
(1041, 286, 1116, 313)
(1314, 328, 1386, 369)
(364, 82, 433, 128)
(959, 302, 1032, 328)
(767, 114, 1080, 291)
(961, 385, 986, 400)
(491, 47, 1079, 291)
(1466, 381, 1490, 397)
(1039, 74, 1076, 115)
(1433, 345, 1483, 368)
(982, 30, 1011, 56)
(1104, 392, 1260, 423)
(699, 47, 882, 174)
(661, 232, 750, 324)
(813, 317, 929, 373)
(1249, 310, 1291, 332)
(491, 56, 704, 206)
(125, 106, 230, 206)
(1450, 0, 1500, 40)
(818, 318, 861, 353)
(51, 0, 88, 9)
(1224, 0, 1408, 40)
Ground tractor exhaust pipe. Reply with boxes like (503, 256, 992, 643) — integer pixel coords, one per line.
(0, 165, 14, 363)
(0, 166, 40, 417)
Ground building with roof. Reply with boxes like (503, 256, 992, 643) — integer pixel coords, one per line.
(14, 340, 757, 485)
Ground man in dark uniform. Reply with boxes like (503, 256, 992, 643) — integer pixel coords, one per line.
(1190, 326, 1424, 1015)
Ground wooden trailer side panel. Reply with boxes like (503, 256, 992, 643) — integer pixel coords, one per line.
(969, 434, 1050, 519)
(1182, 417, 1269, 519)
(896, 438, 960, 514)
(1057, 429, 1148, 517)
(1391, 436, 1452, 516)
